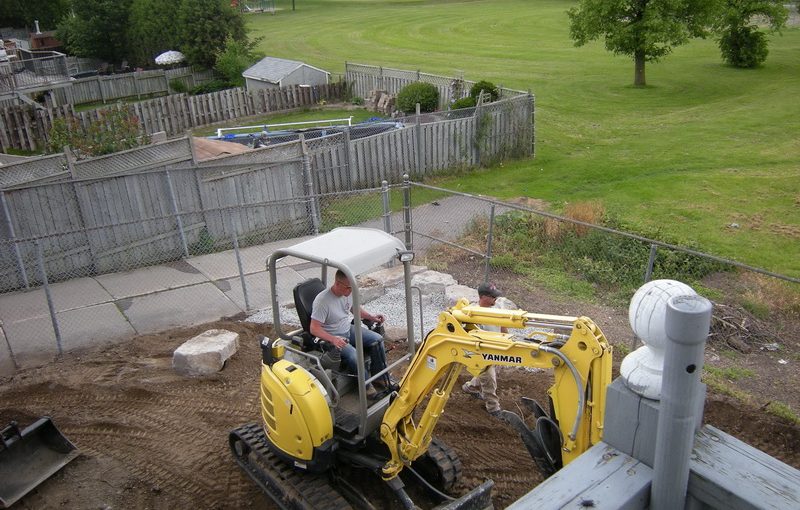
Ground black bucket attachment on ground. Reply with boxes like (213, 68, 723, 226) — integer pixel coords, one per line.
(0, 417, 79, 508)
(435, 480, 494, 510)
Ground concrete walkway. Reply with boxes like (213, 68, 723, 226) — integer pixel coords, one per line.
(0, 194, 506, 376)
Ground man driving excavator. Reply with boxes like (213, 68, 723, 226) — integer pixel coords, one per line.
(310, 269, 394, 394)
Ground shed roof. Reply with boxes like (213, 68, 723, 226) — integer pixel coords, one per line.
(242, 56, 329, 83)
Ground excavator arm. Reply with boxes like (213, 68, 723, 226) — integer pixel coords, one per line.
(380, 298, 612, 481)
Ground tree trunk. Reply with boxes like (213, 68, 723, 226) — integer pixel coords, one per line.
(634, 50, 646, 86)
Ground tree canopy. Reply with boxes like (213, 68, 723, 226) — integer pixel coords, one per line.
(57, 0, 134, 65)
(568, 0, 716, 86)
(712, 0, 788, 68)
(0, 0, 69, 33)
(56, 0, 247, 70)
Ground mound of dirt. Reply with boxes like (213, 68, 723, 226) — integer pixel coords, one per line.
(1, 306, 798, 509)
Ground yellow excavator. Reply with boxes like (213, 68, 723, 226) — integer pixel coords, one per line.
(229, 227, 613, 509)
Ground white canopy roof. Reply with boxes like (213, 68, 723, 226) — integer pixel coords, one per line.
(279, 227, 405, 275)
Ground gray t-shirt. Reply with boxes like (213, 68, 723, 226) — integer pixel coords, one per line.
(311, 288, 353, 336)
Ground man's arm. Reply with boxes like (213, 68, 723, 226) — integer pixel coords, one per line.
(310, 319, 348, 349)
(359, 308, 385, 324)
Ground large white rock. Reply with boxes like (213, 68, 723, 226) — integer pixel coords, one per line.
(445, 284, 478, 306)
(411, 270, 457, 295)
(173, 329, 239, 376)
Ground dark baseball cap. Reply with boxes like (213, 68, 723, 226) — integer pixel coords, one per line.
(477, 283, 501, 298)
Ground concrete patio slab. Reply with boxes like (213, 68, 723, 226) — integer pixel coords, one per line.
(96, 260, 207, 299)
(0, 327, 16, 376)
(2, 303, 135, 366)
(0, 277, 114, 322)
(120, 283, 240, 335)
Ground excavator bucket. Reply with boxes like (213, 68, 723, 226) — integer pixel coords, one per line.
(0, 417, 79, 508)
(435, 480, 494, 510)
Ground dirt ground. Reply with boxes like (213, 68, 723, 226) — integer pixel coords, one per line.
(1, 269, 799, 509)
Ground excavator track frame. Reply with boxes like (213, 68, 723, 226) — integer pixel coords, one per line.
(229, 423, 351, 510)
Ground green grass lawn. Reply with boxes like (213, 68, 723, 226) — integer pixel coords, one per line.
(246, 0, 800, 277)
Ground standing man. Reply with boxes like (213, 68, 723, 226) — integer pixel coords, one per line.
(462, 283, 506, 417)
(310, 269, 392, 390)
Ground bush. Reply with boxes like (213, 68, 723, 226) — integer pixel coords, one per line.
(470, 80, 499, 102)
(190, 79, 231, 95)
(169, 78, 189, 94)
(719, 26, 769, 68)
(48, 106, 149, 158)
(451, 96, 476, 109)
(396, 82, 439, 113)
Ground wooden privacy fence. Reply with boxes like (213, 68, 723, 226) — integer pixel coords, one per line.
(0, 81, 348, 152)
(345, 62, 528, 109)
(50, 67, 215, 106)
(0, 92, 533, 292)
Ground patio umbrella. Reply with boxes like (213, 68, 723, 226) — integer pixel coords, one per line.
(155, 50, 186, 66)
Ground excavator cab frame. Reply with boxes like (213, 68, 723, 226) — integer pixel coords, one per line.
(266, 227, 418, 442)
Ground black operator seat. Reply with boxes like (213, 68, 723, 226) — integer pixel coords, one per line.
(292, 278, 327, 351)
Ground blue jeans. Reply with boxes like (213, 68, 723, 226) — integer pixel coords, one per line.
(339, 325, 388, 382)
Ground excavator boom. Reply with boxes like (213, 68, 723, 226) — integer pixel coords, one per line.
(380, 299, 612, 480)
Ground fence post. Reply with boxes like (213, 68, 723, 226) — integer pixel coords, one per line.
(644, 244, 658, 282)
(474, 91, 484, 166)
(381, 180, 391, 234)
(344, 126, 355, 188)
(187, 133, 210, 239)
(98, 76, 107, 104)
(299, 134, 320, 235)
(35, 240, 63, 356)
(484, 204, 496, 285)
(0, 190, 29, 288)
(164, 169, 189, 258)
(402, 174, 412, 251)
(528, 91, 535, 158)
(415, 103, 423, 175)
(651, 295, 712, 510)
(227, 211, 251, 312)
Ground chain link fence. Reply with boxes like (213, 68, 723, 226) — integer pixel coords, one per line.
(3, 176, 795, 374)
(404, 182, 800, 354)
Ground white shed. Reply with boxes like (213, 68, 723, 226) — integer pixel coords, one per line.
(243, 56, 330, 91)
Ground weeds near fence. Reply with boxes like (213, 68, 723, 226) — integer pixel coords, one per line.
(475, 203, 733, 304)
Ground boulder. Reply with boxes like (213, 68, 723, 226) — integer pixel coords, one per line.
(445, 284, 479, 306)
(173, 329, 239, 376)
(411, 270, 457, 295)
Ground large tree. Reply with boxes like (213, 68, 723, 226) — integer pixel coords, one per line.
(127, 0, 180, 67)
(57, 0, 133, 65)
(568, 0, 716, 86)
(0, 0, 69, 32)
(712, 0, 788, 68)
(176, 0, 246, 69)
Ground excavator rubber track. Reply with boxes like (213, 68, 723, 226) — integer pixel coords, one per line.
(229, 423, 351, 510)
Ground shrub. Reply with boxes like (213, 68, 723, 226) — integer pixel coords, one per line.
(169, 78, 189, 94)
(48, 106, 149, 158)
(719, 26, 769, 68)
(470, 80, 499, 102)
(396, 82, 439, 113)
(451, 96, 476, 110)
(190, 79, 231, 95)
